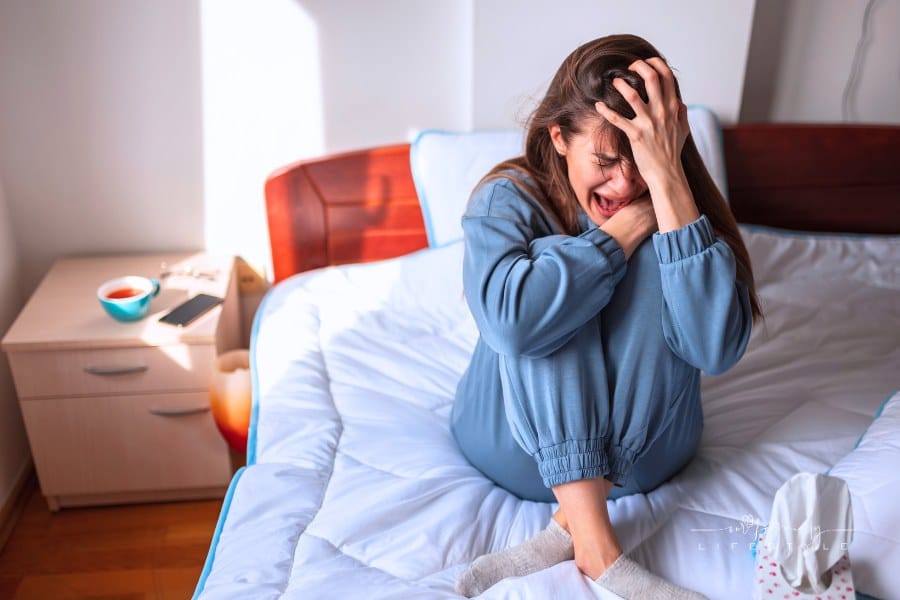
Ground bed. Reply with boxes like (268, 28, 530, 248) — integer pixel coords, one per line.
(193, 112, 900, 600)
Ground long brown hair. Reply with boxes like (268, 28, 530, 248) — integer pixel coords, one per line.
(483, 33, 761, 320)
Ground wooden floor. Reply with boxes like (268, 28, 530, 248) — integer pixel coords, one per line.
(0, 482, 222, 599)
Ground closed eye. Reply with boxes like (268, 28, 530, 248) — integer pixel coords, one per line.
(593, 153, 619, 168)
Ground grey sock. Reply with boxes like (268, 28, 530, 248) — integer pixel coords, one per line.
(596, 554, 708, 599)
(455, 520, 574, 597)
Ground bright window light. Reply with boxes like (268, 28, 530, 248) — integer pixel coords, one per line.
(200, 0, 323, 279)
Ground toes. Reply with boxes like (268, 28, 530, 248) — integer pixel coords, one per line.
(454, 568, 480, 597)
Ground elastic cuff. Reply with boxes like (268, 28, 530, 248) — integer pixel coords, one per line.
(605, 445, 637, 487)
(581, 227, 627, 281)
(652, 214, 715, 263)
(536, 439, 609, 488)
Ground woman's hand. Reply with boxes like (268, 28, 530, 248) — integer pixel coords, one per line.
(599, 192, 657, 259)
(595, 58, 699, 232)
(594, 58, 687, 188)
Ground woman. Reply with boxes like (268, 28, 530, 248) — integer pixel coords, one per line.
(451, 34, 761, 599)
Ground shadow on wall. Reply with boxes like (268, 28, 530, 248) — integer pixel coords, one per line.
(740, 0, 900, 124)
(739, 0, 789, 123)
(0, 174, 31, 514)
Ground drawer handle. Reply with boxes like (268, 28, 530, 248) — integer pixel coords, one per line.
(83, 365, 149, 376)
(148, 405, 211, 417)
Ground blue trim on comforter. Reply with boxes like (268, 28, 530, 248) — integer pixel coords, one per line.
(192, 466, 247, 599)
(246, 279, 285, 466)
(193, 276, 291, 597)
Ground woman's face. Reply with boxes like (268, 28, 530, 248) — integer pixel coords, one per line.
(550, 124, 648, 225)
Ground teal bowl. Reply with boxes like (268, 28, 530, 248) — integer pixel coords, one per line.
(97, 276, 161, 322)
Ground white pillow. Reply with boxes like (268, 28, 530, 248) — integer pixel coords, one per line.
(410, 128, 524, 248)
(686, 105, 728, 200)
(409, 105, 728, 248)
(827, 390, 900, 600)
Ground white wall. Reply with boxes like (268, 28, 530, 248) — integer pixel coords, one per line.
(201, 0, 755, 272)
(200, 0, 325, 280)
(0, 0, 205, 293)
(0, 0, 777, 297)
(472, 0, 756, 129)
(200, 0, 474, 275)
(742, 0, 900, 123)
(2, 0, 898, 299)
(0, 175, 31, 510)
(304, 0, 473, 153)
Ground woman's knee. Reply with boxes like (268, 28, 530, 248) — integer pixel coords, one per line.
(614, 399, 703, 497)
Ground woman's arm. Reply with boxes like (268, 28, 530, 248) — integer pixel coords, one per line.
(462, 178, 629, 358)
(595, 58, 752, 371)
(654, 215, 753, 374)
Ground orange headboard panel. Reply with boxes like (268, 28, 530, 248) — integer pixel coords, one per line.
(265, 144, 427, 283)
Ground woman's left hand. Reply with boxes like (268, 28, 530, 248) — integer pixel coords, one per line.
(594, 57, 689, 190)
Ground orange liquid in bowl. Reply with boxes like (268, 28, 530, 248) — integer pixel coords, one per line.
(105, 287, 144, 300)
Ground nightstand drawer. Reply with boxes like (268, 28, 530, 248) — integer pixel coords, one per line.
(20, 391, 231, 497)
(8, 344, 217, 399)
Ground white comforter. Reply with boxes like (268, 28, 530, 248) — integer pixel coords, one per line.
(196, 228, 899, 599)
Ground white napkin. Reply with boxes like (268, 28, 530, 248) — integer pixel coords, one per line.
(762, 472, 853, 594)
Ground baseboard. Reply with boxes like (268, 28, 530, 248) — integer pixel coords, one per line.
(50, 484, 227, 510)
(0, 458, 36, 553)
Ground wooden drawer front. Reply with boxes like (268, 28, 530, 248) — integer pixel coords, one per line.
(21, 392, 231, 497)
(8, 344, 216, 399)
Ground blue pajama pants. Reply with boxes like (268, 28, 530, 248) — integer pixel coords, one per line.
(452, 365, 702, 502)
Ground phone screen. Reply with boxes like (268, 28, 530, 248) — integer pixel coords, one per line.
(158, 293, 223, 327)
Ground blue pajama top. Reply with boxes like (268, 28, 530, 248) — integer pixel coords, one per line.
(451, 174, 753, 490)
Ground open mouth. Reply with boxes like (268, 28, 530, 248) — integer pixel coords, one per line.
(593, 192, 633, 217)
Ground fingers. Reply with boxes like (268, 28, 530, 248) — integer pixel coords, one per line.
(643, 58, 678, 98)
(628, 58, 682, 121)
(678, 100, 689, 133)
(628, 59, 663, 107)
(594, 100, 636, 136)
(596, 57, 686, 140)
(595, 74, 649, 132)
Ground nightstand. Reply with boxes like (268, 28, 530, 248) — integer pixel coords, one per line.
(1, 253, 240, 511)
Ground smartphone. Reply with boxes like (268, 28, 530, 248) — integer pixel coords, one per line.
(158, 293, 223, 327)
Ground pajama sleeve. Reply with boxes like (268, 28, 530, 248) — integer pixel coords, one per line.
(653, 214, 753, 375)
(461, 178, 627, 359)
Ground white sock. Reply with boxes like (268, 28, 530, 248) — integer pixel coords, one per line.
(455, 520, 574, 597)
(596, 554, 708, 599)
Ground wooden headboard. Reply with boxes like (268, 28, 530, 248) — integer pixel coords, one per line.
(264, 124, 900, 283)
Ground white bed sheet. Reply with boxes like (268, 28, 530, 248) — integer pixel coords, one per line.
(196, 228, 900, 600)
